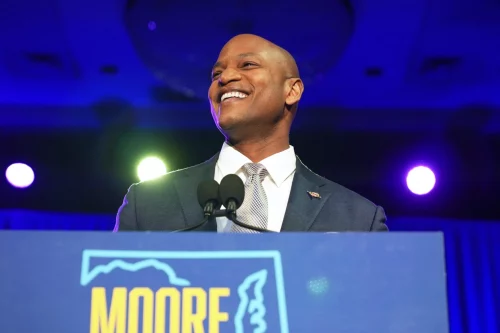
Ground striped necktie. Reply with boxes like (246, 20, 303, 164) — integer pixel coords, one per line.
(231, 163, 268, 233)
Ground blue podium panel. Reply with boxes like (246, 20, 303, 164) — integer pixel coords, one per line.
(0, 231, 449, 333)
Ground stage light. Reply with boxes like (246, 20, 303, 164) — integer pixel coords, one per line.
(406, 166, 436, 195)
(5, 163, 35, 188)
(137, 157, 167, 182)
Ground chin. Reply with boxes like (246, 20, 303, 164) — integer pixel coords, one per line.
(217, 112, 241, 130)
(217, 121, 237, 134)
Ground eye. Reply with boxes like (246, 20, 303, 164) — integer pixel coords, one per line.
(211, 72, 221, 80)
(242, 62, 257, 68)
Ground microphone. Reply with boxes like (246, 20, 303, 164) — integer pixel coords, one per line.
(219, 174, 245, 214)
(171, 180, 220, 232)
(197, 180, 221, 217)
(219, 174, 276, 233)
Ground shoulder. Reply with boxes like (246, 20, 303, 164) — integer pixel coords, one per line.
(321, 177, 381, 213)
(135, 164, 192, 188)
(298, 159, 387, 230)
(116, 154, 219, 231)
(133, 155, 217, 192)
(323, 180, 388, 231)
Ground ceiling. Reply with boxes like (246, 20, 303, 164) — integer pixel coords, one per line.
(0, 0, 499, 132)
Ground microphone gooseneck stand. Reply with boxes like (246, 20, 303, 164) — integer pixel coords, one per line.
(223, 200, 275, 233)
(170, 200, 217, 232)
(173, 198, 276, 233)
(173, 208, 275, 233)
(226, 211, 275, 233)
(170, 217, 209, 232)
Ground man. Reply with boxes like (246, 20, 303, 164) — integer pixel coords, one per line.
(115, 34, 388, 232)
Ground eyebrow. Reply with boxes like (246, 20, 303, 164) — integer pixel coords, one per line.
(212, 52, 259, 72)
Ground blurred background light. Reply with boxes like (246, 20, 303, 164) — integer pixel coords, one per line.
(137, 157, 167, 181)
(406, 166, 436, 195)
(5, 163, 35, 189)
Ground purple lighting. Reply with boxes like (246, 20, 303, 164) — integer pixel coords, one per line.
(406, 166, 436, 195)
(148, 21, 156, 31)
(5, 163, 35, 188)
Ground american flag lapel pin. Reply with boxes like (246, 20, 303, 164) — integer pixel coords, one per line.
(307, 191, 321, 199)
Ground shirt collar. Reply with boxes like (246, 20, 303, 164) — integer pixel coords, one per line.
(217, 142, 296, 187)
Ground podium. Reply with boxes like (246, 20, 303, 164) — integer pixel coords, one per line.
(0, 231, 449, 332)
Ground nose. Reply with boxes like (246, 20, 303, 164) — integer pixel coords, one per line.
(218, 67, 241, 86)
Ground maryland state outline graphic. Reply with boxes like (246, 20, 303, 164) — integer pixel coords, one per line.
(81, 250, 289, 333)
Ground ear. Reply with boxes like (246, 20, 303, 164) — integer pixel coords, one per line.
(285, 78, 304, 106)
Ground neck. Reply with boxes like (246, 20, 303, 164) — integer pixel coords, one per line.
(227, 133, 290, 163)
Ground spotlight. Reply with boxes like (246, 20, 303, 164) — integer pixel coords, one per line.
(406, 166, 436, 195)
(137, 157, 167, 182)
(5, 163, 35, 188)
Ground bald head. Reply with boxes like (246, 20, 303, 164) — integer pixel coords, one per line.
(221, 34, 300, 80)
(208, 33, 305, 145)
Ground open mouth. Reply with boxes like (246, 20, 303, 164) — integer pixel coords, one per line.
(220, 91, 249, 103)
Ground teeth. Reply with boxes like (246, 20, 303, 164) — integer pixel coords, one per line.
(221, 91, 248, 101)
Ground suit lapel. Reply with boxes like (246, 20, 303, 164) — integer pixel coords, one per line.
(173, 154, 219, 231)
(281, 158, 332, 231)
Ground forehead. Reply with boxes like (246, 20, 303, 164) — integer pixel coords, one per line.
(216, 38, 278, 61)
(213, 44, 285, 74)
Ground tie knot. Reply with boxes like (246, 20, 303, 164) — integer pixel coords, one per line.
(243, 163, 268, 178)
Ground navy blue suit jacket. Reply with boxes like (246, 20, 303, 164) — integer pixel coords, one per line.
(115, 154, 388, 232)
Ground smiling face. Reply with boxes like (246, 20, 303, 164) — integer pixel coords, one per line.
(208, 35, 301, 142)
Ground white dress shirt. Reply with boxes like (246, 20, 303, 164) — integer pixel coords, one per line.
(214, 142, 296, 232)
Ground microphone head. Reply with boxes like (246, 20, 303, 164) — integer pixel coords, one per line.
(219, 174, 245, 209)
(197, 180, 220, 208)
